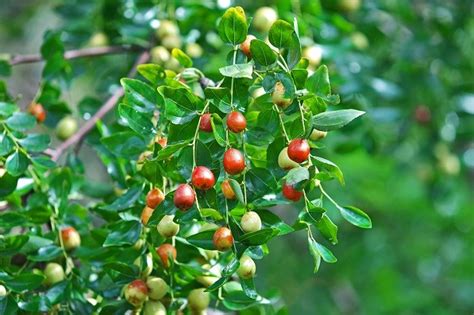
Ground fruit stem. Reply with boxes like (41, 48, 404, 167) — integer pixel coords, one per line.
(319, 185, 340, 210)
(273, 105, 290, 143)
(241, 133, 248, 206)
(192, 101, 210, 168)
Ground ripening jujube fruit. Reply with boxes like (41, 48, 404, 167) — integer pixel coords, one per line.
(278, 147, 300, 170)
(185, 42, 203, 58)
(60, 227, 81, 250)
(141, 206, 155, 225)
(43, 263, 65, 286)
(191, 166, 215, 190)
(303, 45, 323, 68)
(28, 103, 46, 123)
(271, 81, 292, 108)
(237, 255, 256, 279)
(309, 129, 327, 141)
(213, 227, 234, 251)
(173, 184, 196, 210)
(253, 6, 278, 32)
(146, 276, 169, 300)
(143, 301, 166, 315)
(199, 113, 213, 132)
(56, 116, 78, 141)
(156, 243, 177, 268)
(187, 288, 210, 311)
(146, 188, 165, 209)
(287, 139, 310, 163)
(124, 279, 148, 306)
(226, 111, 247, 133)
(157, 215, 180, 238)
(282, 182, 303, 201)
(240, 211, 262, 233)
(223, 148, 245, 175)
(221, 179, 236, 199)
(240, 34, 256, 58)
(0, 285, 6, 297)
(156, 20, 179, 39)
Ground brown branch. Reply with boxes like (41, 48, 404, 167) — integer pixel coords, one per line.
(49, 51, 150, 161)
(9, 45, 145, 66)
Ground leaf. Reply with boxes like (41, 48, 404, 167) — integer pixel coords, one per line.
(250, 40, 276, 66)
(229, 179, 245, 205)
(0, 102, 17, 117)
(0, 273, 45, 292)
(186, 230, 216, 250)
(0, 134, 14, 156)
(137, 64, 166, 85)
(120, 78, 159, 112)
(200, 208, 223, 220)
(0, 235, 29, 256)
(161, 87, 200, 125)
(27, 245, 62, 262)
(217, 6, 248, 45)
(101, 131, 147, 157)
(6, 112, 36, 131)
(101, 186, 142, 212)
(315, 214, 338, 245)
(18, 134, 50, 152)
(268, 20, 295, 49)
(156, 139, 192, 161)
(312, 109, 365, 131)
(312, 156, 344, 185)
(314, 241, 337, 263)
(219, 64, 253, 79)
(338, 205, 372, 229)
(5, 150, 29, 177)
(308, 237, 321, 273)
(223, 290, 262, 311)
(306, 65, 331, 96)
(240, 278, 258, 299)
(171, 48, 192, 67)
(118, 103, 156, 139)
(103, 220, 142, 247)
(285, 167, 309, 188)
(0, 172, 18, 198)
(239, 228, 276, 246)
(255, 209, 294, 236)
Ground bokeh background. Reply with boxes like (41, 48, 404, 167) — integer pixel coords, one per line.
(1, 0, 473, 314)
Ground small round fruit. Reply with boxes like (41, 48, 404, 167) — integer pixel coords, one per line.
(253, 7, 278, 33)
(414, 105, 431, 124)
(143, 300, 166, 315)
(223, 148, 245, 175)
(156, 244, 177, 268)
(146, 188, 165, 209)
(213, 227, 234, 251)
(237, 255, 256, 279)
(278, 147, 300, 170)
(56, 116, 78, 140)
(146, 277, 169, 300)
(226, 111, 247, 133)
(338, 0, 361, 12)
(88, 32, 109, 47)
(185, 42, 204, 58)
(309, 129, 327, 141)
(124, 279, 148, 306)
(240, 35, 256, 58)
(61, 227, 81, 250)
(271, 81, 292, 108)
(141, 206, 155, 225)
(157, 215, 180, 238)
(241, 211, 262, 233)
(287, 139, 310, 163)
(192, 166, 215, 190)
(151, 46, 171, 64)
(0, 284, 7, 297)
(199, 113, 213, 132)
(156, 20, 179, 39)
(303, 45, 323, 68)
(351, 32, 369, 50)
(133, 239, 145, 250)
(173, 184, 196, 211)
(44, 263, 65, 286)
(134, 253, 153, 277)
(187, 288, 210, 311)
(282, 183, 303, 201)
(221, 180, 236, 200)
(161, 35, 182, 50)
(157, 137, 168, 148)
(28, 103, 46, 123)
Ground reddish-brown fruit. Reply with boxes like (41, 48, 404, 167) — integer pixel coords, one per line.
(173, 184, 196, 211)
(271, 81, 292, 109)
(223, 148, 245, 175)
(213, 227, 234, 251)
(124, 279, 148, 306)
(282, 183, 303, 201)
(157, 137, 168, 148)
(141, 206, 155, 225)
(287, 139, 310, 163)
(199, 113, 213, 132)
(156, 244, 177, 268)
(226, 111, 247, 133)
(28, 103, 46, 123)
(221, 180, 236, 199)
(60, 227, 81, 250)
(146, 188, 165, 208)
(240, 35, 256, 58)
(192, 166, 215, 190)
(414, 105, 431, 124)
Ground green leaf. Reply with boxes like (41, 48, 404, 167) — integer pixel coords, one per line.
(308, 237, 321, 273)
(312, 156, 344, 185)
(218, 6, 248, 45)
(314, 241, 337, 263)
(103, 220, 142, 247)
(156, 139, 192, 161)
(101, 186, 142, 212)
(254, 209, 294, 235)
(118, 103, 156, 138)
(46, 281, 68, 305)
(101, 131, 147, 157)
(201, 208, 223, 220)
(0, 172, 18, 198)
(5, 150, 29, 177)
(18, 134, 50, 152)
(219, 64, 253, 79)
(306, 65, 331, 96)
(338, 205, 372, 229)
(186, 230, 216, 250)
(0, 134, 14, 156)
(160, 87, 200, 125)
(0, 235, 29, 256)
(223, 290, 263, 311)
(0, 59, 11, 77)
(250, 40, 277, 66)
(0, 273, 45, 292)
(120, 78, 159, 112)
(6, 112, 36, 131)
(239, 228, 276, 246)
(0, 102, 17, 117)
(229, 179, 245, 205)
(315, 214, 338, 245)
(18, 294, 51, 313)
(171, 48, 192, 67)
(285, 167, 309, 188)
(27, 245, 62, 262)
(312, 109, 365, 131)
(137, 64, 166, 85)
(268, 20, 295, 49)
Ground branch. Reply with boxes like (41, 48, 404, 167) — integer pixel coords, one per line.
(9, 45, 145, 66)
(48, 51, 150, 162)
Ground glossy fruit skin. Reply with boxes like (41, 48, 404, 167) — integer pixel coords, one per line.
(124, 279, 148, 306)
(61, 227, 81, 250)
(237, 255, 256, 279)
(88, 32, 108, 47)
(0, 284, 6, 297)
(146, 277, 169, 300)
(28, 103, 46, 123)
(309, 129, 327, 141)
(241, 211, 262, 233)
(253, 7, 278, 32)
(226, 111, 247, 133)
(199, 113, 213, 132)
(151, 46, 170, 64)
(303, 45, 323, 68)
(157, 215, 180, 238)
(221, 180, 236, 199)
(187, 288, 210, 311)
(156, 244, 177, 268)
(185, 43, 203, 58)
(191, 166, 215, 190)
(282, 183, 303, 201)
(173, 184, 196, 211)
(56, 116, 78, 140)
(156, 20, 179, 39)
(146, 188, 165, 209)
(141, 206, 155, 225)
(287, 139, 310, 163)
(143, 301, 166, 315)
(223, 149, 245, 175)
(271, 81, 292, 108)
(278, 147, 300, 170)
(44, 263, 65, 286)
(240, 35, 256, 58)
(157, 137, 167, 148)
(213, 227, 234, 251)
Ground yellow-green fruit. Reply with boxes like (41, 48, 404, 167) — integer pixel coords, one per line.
(309, 129, 327, 141)
(143, 301, 166, 315)
(240, 211, 262, 233)
(156, 20, 179, 39)
(56, 116, 78, 140)
(161, 35, 182, 50)
(351, 32, 369, 50)
(151, 46, 170, 64)
(203, 250, 218, 261)
(88, 32, 109, 47)
(237, 255, 256, 279)
(196, 264, 220, 287)
(253, 7, 278, 33)
(271, 81, 292, 108)
(338, 0, 361, 12)
(278, 148, 300, 170)
(187, 288, 210, 311)
(44, 263, 65, 286)
(157, 215, 180, 238)
(303, 45, 323, 68)
(164, 57, 181, 72)
(134, 253, 153, 278)
(186, 43, 203, 58)
(146, 277, 168, 300)
(439, 154, 460, 176)
(0, 284, 6, 297)
(251, 87, 266, 99)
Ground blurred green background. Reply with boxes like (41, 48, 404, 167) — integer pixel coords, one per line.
(1, 0, 473, 314)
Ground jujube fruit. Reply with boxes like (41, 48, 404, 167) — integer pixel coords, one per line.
(187, 288, 210, 311)
(157, 215, 180, 238)
(173, 184, 195, 210)
(143, 301, 166, 315)
(309, 129, 327, 141)
(141, 206, 155, 225)
(303, 45, 323, 68)
(61, 227, 81, 250)
(213, 227, 234, 251)
(226, 111, 247, 133)
(199, 113, 213, 132)
(287, 139, 310, 163)
(0, 285, 6, 297)
(28, 103, 46, 123)
(146, 188, 165, 208)
(56, 116, 78, 141)
(271, 81, 292, 108)
(237, 255, 256, 279)
(240, 211, 262, 233)
(191, 166, 215, 190)
(44, 263, 65, 286)
(124, 279, 148, 306)
(146, 277, 169, 300)
(282, 182, 303, 201)
(240, 35, 256, 58)
(253, 7, 278, 32)
(278, 147, 300, 170)
(221, 179, 236, 199)
(223, 148, 245, 175)
(156, 244, 177, 268)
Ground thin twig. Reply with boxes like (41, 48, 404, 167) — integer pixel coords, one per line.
(9, 45, 145, 66)
(48, 51, 150, 161)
